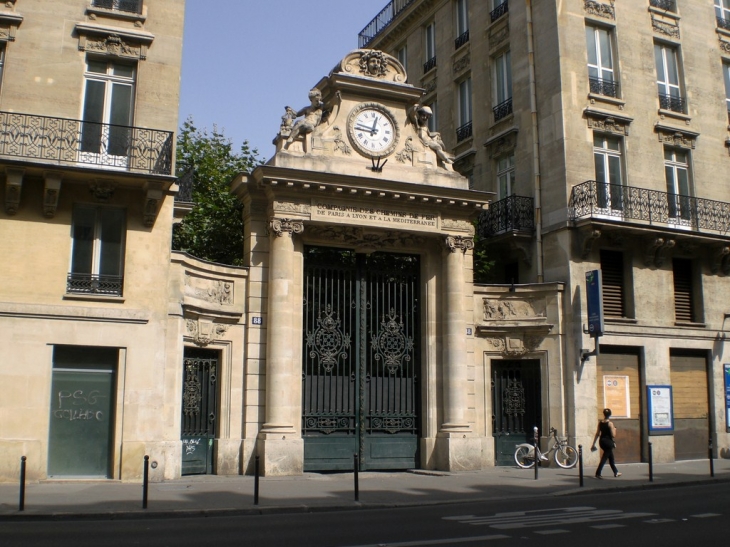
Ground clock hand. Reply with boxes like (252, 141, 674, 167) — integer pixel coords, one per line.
(355, 124, 377, 134)
(371, 116, 380, 134)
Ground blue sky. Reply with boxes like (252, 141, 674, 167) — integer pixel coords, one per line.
(179, 0, 388, 162)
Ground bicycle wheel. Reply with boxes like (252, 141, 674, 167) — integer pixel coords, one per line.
(554, 445, 578, 468)
(514, 446, 535, 468)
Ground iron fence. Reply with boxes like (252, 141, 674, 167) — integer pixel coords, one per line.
(66, 273, 124, 297)
(493, 98, 513, 122)
(650, 0, 676, 11)
(478, 195, 535, 237)
(718, 16, 730, 31)
(455, 30, 470, 49)
(456, 121, 472, 142)
(0, 111, 173, 175)
(491, 0, 509, 23)
(658, 92, 686, 113)
(423, 56, 437, 74)
(569, 180, 730, 234)
(589, 77, 620, 98)
(358, 0, 415, 48)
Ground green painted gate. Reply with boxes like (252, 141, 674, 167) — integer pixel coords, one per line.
(492, 360, 541, 466)
(302, 247, 420, 471)
(181, 349, 217, 475)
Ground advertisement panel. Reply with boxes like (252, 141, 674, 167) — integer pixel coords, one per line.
(647, 385, 674, 435)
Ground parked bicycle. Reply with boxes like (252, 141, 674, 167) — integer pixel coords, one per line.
(514, 427, 578, 469)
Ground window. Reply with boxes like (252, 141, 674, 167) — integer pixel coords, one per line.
(68, 205, 126, 296)
(497, 154, 515, 199)
(491, 0, 509, 23)
(426, 100, 438, 133)
(600, 250, 626, 318)
(92, 0, 143, 14)
(80, 59, 136, 163)
(664, 148, 691, 220)
(397, 45, 407, 71)
(650, 0, 676, 11)
(723, 62, 730, 123)
(0, 44, 4, 93)
(654, 44, 684, 113)
(457, 77, 472, 141)
(716, 0, 730, 30)
(455, 0, 469, 48)
(424, 22, 436, 73)
(586, 25, 619, 98)
(493, 51, 513, 121)
(593, 134, 624, 211)
(672, 259, 696, 323)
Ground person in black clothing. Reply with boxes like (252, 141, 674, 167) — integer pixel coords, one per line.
(591, 408, 622, 478)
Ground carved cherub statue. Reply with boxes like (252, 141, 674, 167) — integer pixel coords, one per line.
(408, 104, 454, 170)
(284, 88, 324, 148)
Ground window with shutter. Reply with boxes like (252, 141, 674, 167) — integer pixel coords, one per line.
(600, 250, 624, 318)
(672, 258, 694, 323)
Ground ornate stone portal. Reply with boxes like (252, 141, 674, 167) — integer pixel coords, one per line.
(232, 49, 492, 475)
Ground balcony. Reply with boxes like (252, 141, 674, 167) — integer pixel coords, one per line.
(455, 30, 470, 49)
(66, 273, 124, 297)
(569, 180, 730, 236)
(478, 195, 535, 237)
(0, 111, 173, 175)
(490, 0, 509, 23)
(91, 0, 143, 14)
(658, 93, 685, 113)
(456, 121, 472, 142)
(650, 0, 676, 11)
(423, 55, 437, 74)
(358, 0, 415, 48)
(493, 98, 513, 123)
(589, 77, 620, 99)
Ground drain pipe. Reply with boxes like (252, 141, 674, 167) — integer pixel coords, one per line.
(526, 0, 544, 283)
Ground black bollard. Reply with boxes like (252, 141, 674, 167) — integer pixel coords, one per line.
(254, 455, 260, 505)
(578, 445, 584, 487)
(354, 453, 360, 502)
(533, 426, 539, 481)
(709, 437, 715, 478)
(648, 442, 653, 483)
(142, 455, 149, 509)
(19, 456, 26, 511)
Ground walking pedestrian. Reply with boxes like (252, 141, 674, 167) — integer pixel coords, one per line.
(591, 408, 622, 478)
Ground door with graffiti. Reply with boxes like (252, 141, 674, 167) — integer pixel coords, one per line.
(181, 347, 218, 475)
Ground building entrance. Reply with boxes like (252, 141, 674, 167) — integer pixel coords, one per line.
(302, 247, 420, 471)
(181, 348, 218, 475)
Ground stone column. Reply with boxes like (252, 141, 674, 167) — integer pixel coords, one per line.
(435, 235, 481, 470)
(259, 218, 304, 475)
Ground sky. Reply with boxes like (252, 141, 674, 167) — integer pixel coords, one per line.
(179, 0, 389, 162)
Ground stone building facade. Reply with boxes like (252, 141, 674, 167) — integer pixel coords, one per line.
(360, 0, 730, 465)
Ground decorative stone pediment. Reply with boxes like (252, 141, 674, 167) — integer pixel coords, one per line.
(75, 22, 154, 60)
(485, 127, 518, 158)
(651, 15, 680, 39)
(488, 20, 509, 52)
(477, 296, 554, 345)
(584, 0, 615, 20)
(453, 52, 470, 76)
(0, 10, 22, 42)
(644, 236, 675, 268)
(331, 49, 406, 83)
(485, 335, 545, 356)
(306, 225, 426, 253)
(654, 123, 699, 149)
(89, 179, 116, 202)
(584, 108, 633, 136)
(186, 318, 229, 347)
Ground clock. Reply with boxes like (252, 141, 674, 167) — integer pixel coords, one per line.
(347, 102, 399, 158)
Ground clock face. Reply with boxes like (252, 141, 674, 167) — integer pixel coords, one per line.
(347, 103, 399, 157)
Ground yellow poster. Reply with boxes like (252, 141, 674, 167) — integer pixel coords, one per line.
(603, 375, 630, 418)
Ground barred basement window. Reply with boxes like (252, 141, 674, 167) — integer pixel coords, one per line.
(672, 258, 695, 323)
(600, 250, 625, 318)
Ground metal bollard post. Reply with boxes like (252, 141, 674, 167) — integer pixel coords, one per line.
(578, 445, 584, 487)
(254, 455, 260, 505)
(354, 453, 359, 502)
(19, 456, 26, 511)
(709, 437, 715, 478)
(533, 426, 539, 481)
(648, 442, 653, 483)
(142, 455, 149, 509)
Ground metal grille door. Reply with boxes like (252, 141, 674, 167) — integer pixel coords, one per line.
(302, 247, 420, 471)
(181, 350, 217, 475)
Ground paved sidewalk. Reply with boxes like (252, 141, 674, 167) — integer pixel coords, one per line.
(1, 458, 728, 520)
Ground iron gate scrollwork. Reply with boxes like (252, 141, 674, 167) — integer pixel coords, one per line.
(181, 350, 218, 475)
(302, 247, 420, 471)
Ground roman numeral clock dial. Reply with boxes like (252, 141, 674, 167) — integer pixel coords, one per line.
(347, 103, 399, 158)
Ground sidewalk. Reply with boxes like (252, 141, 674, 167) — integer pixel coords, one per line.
(1, 458, 728, 520)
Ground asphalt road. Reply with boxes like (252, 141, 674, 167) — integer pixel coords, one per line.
(1, 482, 727, 547)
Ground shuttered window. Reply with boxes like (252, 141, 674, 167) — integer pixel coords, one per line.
(600, 250, 624, 318)
(672, 259, 694, 323)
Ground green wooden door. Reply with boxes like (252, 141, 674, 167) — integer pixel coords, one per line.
(181, 349, 217, 475)
(302, 247, 420, 471)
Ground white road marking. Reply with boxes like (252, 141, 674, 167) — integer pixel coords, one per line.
(445, 506, 655, 529)
(644, 518, 675, 524)
(534, 529, 569, 535)
(345, 535, 510, 547)
(690, 513, 721, 518)
(591, 524, 626, 529)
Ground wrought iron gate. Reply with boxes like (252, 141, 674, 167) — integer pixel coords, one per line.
(492, 360, 541, 466)
(302, 247, 420, 471)
(181, 349, 218, 475)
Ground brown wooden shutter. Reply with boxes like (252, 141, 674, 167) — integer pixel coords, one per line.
(672, 259, 694, 323)
(600, 250, 624, 318)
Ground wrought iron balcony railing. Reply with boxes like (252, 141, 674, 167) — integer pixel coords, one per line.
(175, 168, 195, 203)
(478, 195, 535, 237)
(718, 16, 730, 31)
(67, 273, 124, 297)
(423, 55, 437, 74)
(589, 77, 620, 98)
(0, 111, 173, 175)
(650, 0, 676, 11)
(493, 98, 513, 122)
(569, 180, 730, 234)
(358, 0, 415, 48)
(456, 121, 472, 142)
(455, 30, 470, 49)
(491, 0, 509, 23)
(658, 92, 685, 113)
(92, 0, 143, 14)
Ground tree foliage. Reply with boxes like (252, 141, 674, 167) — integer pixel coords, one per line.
(172, 118, 261, 266)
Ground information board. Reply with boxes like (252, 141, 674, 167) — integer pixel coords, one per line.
(603, 375, 630, 418)
(586, 270, 604, 337)
(647, 385, 674, 435)
(725, 364, 730, 433)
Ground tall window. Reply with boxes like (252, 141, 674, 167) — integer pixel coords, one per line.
(654, 43, 684, 112)
(427, 100, 438, 133)
(68, 205, 126, 296)
(664, 148, 691, 220)
(716, 0, 730, 30)
(455, 0, 469, 48)
(593, 134, 624, 211)
(497, 154, 515, 199)
(397, 45, 407, 71)
(724, 62, 730, 122)
(424, 22, 436, 73)
(457, 77, 472, 141)
(672, 259, 696, 323)
(0, 44, 5, 93)
(493, 51, 513, 121)
(586, 25, 618, 98)
(80, 59, 136, 160)
(491, 0, 509, 23)
(600, 250, 626, 319)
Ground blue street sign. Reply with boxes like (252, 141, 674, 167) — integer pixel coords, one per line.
(725, 364, 730, 432)
(586, 269, 604, 338)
